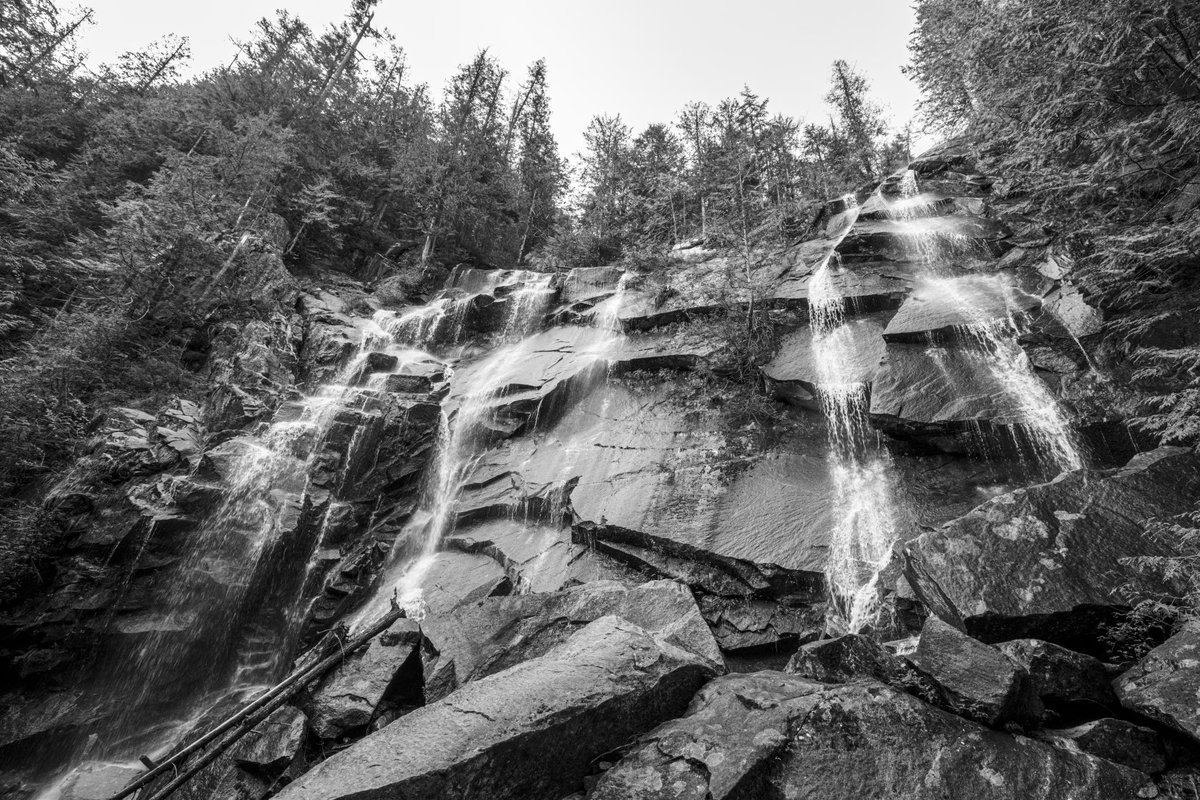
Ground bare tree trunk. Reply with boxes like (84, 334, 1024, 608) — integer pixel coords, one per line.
(136, 39, 190, 93)
(8, 10, 92, 87)
(312, 12, 374, 108)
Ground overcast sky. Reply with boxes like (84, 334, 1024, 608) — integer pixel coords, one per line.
(73, 0, 923, 158)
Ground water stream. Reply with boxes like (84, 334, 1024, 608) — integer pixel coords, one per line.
(889, 171, 1085, 474)
(808, 198, 905, 635)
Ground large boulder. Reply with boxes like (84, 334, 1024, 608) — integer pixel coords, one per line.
(913, 616, 1042, 728)
(901, 448, 1200, 650)
(418, 579, 723, 703)
(273, 616, 718, 800)
(1115, 627, 1200, 744)
(586, 672, 1154, 800)
(997, 638, 1118, 717)
(304, 619, 423, 739)
(787, 634, 947, 706)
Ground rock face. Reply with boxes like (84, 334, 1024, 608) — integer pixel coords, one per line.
(1114, 627, 1200, 743)
(913, 616, 1042, 727)
(273, 616, 718, 800)
(586, 672, 1154, 800)
(901, 447, 1200, 648)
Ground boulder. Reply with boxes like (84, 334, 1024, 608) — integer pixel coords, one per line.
(913, 616, 1042, 727)
(230, 706, 308, 773)
(697, 595, 823, 652)
(273, 616, 718, 800)
(997, 638, 1118, 716)
(1115, 627, 1200, 743)
(902, 448, 1200, 650)
(786, 634, 946, 706)
(418, 580, 723, 703)
(304, 619, 422, 739)
(1038, 719, 1166, 775)
(586, 672, 1154, 800)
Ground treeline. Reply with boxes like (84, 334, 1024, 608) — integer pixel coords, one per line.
(551, 60, 911, 267)
(0, 0, 569, 512)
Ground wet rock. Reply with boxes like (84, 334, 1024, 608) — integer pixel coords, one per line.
(997, 638, 1118, 716)
(913, 616, 1042, 727)
(773, 257, 920, 311)
(558, 266, 625, 312)
(459, 375, 836, 588)
(446, 520, 641, 593)
(304, 619, 422, 739)
(761, 313, 889, 409)
(418, 579, 723, 703)
(869, 342, 1044, 449)
(58, 761, 144, 800)
(698, 595, 823, 651)
(273, 616, 718, 800)
(836, 216, 1011, 262)
(902, 448, 1200, 649)
(586, 671, 1153, 800)
(882, 276, 1041, 343)
(230, 706, 308, 773)
(786, 634, 946, 705)
(1038, 718, 1166, 775)
(1115, 627, 1200, 743)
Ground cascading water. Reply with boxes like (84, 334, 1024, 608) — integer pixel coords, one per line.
(917, 275, 1084, 472)
(809, 200, 904, 634)
(891, 170, 1085, 474)
(42, 318, 440, 795)
(354, 271, 633, 624)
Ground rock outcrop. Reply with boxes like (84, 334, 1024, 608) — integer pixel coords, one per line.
(586, 672, 1154, 800)
(274, 616, 717, 800)
(900, 447, 1200, 649)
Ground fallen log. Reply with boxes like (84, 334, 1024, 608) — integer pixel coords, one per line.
(109, 605, 404, 800)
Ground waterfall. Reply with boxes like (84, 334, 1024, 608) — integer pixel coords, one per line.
(808, 201, 904, 635)
(49, 316, 439, 788)
(916, 275, 1084, 472)
(891, 170, 1085, 475)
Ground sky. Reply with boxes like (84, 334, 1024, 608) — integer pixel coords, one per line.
(72, 0, 923, 159)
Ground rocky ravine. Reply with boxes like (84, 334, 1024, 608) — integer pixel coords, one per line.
(4, 145, 1200, 800)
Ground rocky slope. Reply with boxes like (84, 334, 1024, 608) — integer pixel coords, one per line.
(5, 145, 1200, 799)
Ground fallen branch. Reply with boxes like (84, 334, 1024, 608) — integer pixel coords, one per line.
(109, 606, 404, 800)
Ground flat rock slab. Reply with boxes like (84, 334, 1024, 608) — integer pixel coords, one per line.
(902, 448, 1200, 644)
(773, 259, 921, 311)
(459, 376, 834, 576)
(446, 520, 640, 594)
(418, 579, 723, 702)
(883, 276, 1041, 343)
(1115, 627, 1200, 744)
(586, 671, 1153, 800)
(273, 616, 717, 800)
(762, 313, 890, 407)
(870, 342, 1034, 434)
